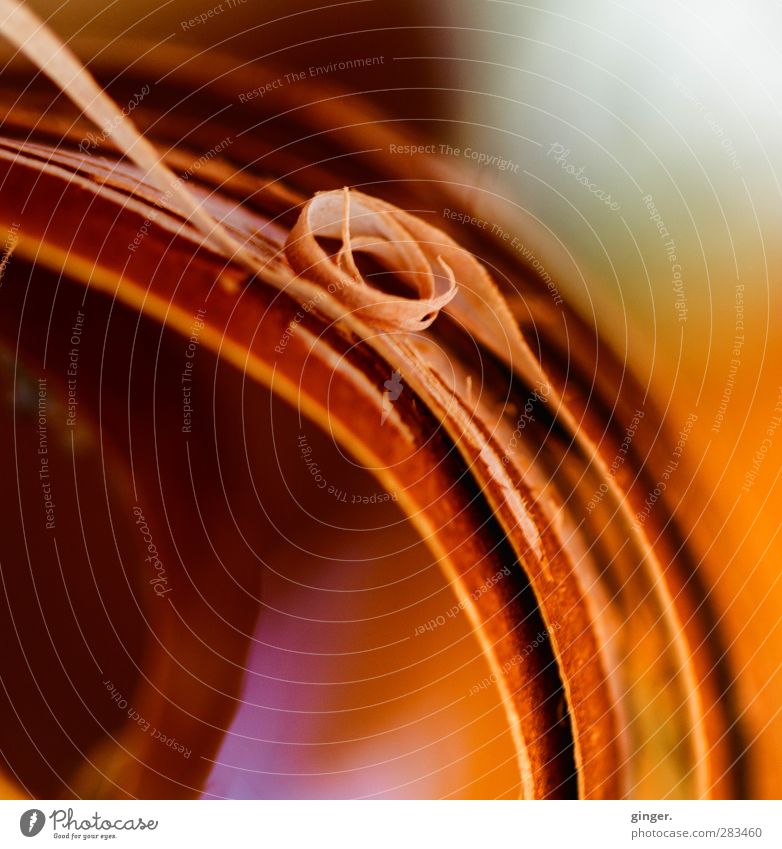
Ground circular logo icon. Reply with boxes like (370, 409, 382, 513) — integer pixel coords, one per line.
(20, 809, 45, 837)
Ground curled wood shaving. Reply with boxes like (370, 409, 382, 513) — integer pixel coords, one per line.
(286, 188, 553, 398)
(285, 188, 457, 331)
(0, 0, 546, 374)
